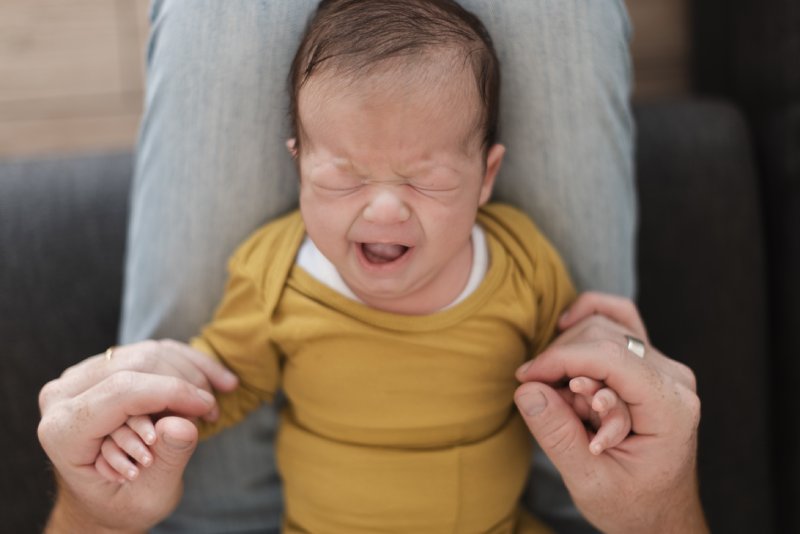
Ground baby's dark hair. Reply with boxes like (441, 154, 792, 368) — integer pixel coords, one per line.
(289, 0, 500, 153)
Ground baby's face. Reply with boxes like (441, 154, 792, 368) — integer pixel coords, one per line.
(295, 66, 504, 314)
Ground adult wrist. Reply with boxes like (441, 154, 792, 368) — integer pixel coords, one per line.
(621, 477, 708, 534)
(44, 483, 145, 534)
(663, 482, 709, 534)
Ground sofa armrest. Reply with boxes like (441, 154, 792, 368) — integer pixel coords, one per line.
(0, 151, 132, 531)
(634, 99, 773, 532)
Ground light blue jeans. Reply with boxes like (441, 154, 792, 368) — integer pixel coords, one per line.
(122, 1, 634, 532)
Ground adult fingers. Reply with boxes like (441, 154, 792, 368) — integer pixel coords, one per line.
(160, 340, 238, 393)
(137, 340, 237, 396)
(558, 292, 648, 341)
(514, 381, 594, 485)
(518, 340, 653, 404)
(548, 315, 692, 402)
(517, 341, 668, 436)
(41, 340, 236, 409)
(38, 371, 216, 467)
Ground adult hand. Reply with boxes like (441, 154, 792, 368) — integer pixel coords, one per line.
(37, 340, 238, 533)
(515, 293, 708, 534)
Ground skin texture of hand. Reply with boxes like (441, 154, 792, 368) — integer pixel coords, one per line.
(37, 340, 238, 533)
(515, 292, 709, 534)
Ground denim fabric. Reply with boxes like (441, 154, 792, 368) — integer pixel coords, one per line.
(122, 2, 633, 532)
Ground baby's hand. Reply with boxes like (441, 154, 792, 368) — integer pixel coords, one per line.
(94, 415, 156, 483)
(567, 376, 632, 455)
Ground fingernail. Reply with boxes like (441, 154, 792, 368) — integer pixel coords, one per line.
(224, 370, 238, 384)
(590, 441, 603, 455)
(204, 406, 219, 422)
(517, 391, 547, 416)
(144, 432, 156, 445)
(196, 388, 215, 405)
(127, 468, 138, 480)
(569, 377, 583, 392)
(141, 453, 152, 466)
(516, 361, 532, 377)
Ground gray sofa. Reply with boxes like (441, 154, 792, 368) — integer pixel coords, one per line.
(0, 99, 788, 532)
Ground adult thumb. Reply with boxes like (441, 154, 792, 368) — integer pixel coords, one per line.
(153, 416, 198, 470)
(514, 382, 593, 483)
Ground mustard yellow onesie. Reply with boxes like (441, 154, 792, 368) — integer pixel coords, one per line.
(193, 203, 575, 534)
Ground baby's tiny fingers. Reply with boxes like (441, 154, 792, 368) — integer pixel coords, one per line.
(101, 435, 140, 481)
(591, 387, 619, 416)
(589, 397, 632, 455)
(111, 424, 153, 467)
(201, 403, 220, 423)
(95, 453, 126, 484)
(126, 415, 156, 445)
(569, 376, 604, 397)
(589, 416, 625, 455)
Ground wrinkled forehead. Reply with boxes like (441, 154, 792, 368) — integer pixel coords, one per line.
(296, 51, 484, 149)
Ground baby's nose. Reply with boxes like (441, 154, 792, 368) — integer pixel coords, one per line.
(362, 189, 411, 225)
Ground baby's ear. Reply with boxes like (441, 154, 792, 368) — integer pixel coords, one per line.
(286, 138, 298, 159)
(479, 143, 505, 206)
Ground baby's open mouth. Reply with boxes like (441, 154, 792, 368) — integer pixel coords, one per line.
(360, 243, 410, 264)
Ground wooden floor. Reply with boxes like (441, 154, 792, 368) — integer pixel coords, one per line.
(0, 0, 689, 158)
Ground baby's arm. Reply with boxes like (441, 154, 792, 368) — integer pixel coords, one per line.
(566, 376, 632, 455)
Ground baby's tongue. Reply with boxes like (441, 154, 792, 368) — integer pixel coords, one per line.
(362, 243, 407, 264)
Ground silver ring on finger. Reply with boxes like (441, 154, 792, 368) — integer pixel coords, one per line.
(625, 335, 646, 358)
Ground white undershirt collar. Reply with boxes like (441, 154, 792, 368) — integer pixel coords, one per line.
(296, 224, 488, 311)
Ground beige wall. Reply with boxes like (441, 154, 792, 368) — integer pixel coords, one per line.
(0, 0, 689, 158)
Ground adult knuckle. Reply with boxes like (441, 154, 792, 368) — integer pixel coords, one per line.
(159, 338, 182, 352)
(38, 380, 59, 411)
(619, 296, 636, 312)
(37, 422, 54, 453)
(682, 388, 702, 428)
(164, 374, 191, 396)
(596, 338, 625, 363)
(134, 347, 164, 373)
(36, 413, 54, 446)
(137, 339, 161, 355)
(107, 369, 138, 392)
(583, 323, 607, 341)
(675, 361, 698, 391)
(582, 290, 602, 303)
(37, 405, 66, 451)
